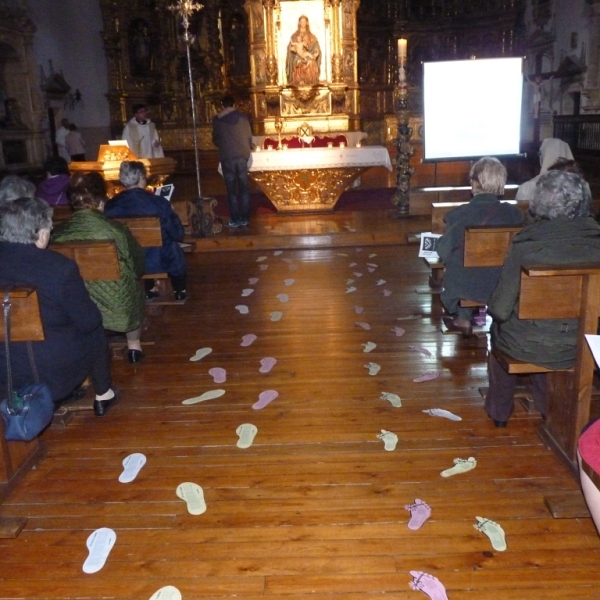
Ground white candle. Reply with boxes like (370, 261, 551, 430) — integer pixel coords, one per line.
(398, 38, 407, 64)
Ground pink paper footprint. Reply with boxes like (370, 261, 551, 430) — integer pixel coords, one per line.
(410, 345, 432, 357)
(404, 499, 431, 530)
(355, 322, 371, 330)
(413, 371, 439, 383)
(248, 277, 259, 285)
(241, 334, 257, 347)
(409, 571, 449, 600)
(354, 306, 364, 314)
(391, 327, 405, 337)
(259, 357, 277, 373)
(209, 367, 227, 383)
(253, 390, 278, 410)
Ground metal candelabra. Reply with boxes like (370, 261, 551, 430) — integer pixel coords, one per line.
(167, 0, 204, 199)
(391, 57, 414, 217)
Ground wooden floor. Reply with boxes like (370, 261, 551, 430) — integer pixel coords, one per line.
(1, 224, 600, 599)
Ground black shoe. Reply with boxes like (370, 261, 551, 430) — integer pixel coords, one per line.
(493, 420, 508, 428)
(174, 290, 187, 301)
(127, 349, 145, 364)
(93, 390, 120, 417)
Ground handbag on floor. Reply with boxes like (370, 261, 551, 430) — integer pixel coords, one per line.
(0, 290, 53, 442)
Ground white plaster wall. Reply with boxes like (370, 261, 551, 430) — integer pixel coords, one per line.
(25, 0, 110, 159)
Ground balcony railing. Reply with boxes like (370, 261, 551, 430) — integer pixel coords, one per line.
(554, 115, 600, 155)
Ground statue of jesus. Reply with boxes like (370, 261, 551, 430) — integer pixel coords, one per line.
(286, 15, 321, 86)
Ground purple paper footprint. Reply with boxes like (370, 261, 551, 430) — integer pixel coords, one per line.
(209, 367, 227, 384)
(253, 390, 279, 410)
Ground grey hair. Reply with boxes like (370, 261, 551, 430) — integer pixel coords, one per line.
(0, 197, 53, 244)
(529, 170, 591, 220)
(119, 160, 146, 188)
(469, 156, 507, 196)
(0, 175, 36, 204)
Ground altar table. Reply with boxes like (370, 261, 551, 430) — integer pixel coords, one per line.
(247, 145, 392, 213)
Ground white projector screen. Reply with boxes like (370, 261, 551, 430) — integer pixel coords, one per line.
(423, 57, 523, 161)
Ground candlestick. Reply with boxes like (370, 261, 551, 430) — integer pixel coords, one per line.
(398, 38, 407, 65)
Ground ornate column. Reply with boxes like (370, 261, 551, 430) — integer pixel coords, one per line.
(262, 0, 278, 86)
(329, 0, 343, 84)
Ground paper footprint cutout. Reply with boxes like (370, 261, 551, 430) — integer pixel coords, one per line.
(259, 264, 269, 271)
(282, 257, 293, 263)
(365, 362, 381, 376)
(369, 253, 377, 258)
(273, 250, 283, 256)
(256, 256, 268, 262)
(182, 389, 225, 405)
(405, 499, 431, 530)
(209, 367, 227, 383)
(367, 263, 378, 268)
(376, 279, 386, 286)
(391, 327, 405, 337)
(277, 294, 289, 302)
(82, 527, 116, 574)
(354, 306, 364, 314)
(284, 278, 295, 286)
(377, 430, 398, 451)
(413, 371, 439, 383)
(189, 347, 212, 362)
(235, 304, 249, 314)
(423, 408, 462, 421)
(382, 289, 392, 297)
(397, 314, 422, 321)
(349, 262, 357, 267)
(474, 516, 507, 551)
(355, 322, 371, 330)
(241, 288, 254, 297)
(288, 264, 297, 271)
(176, 482, 206, 515)
(409, 345, 432, 357)
(362, 341, 377, 353)
(353, 272, 363, 278)
(409, 571, 449, 600)
(149, 585, 182, 600)
(270, 311, 283, 322)
(253, 390, 278, 410)
(440, 457, 477, 477)
(367, 267, 376, 273)
(236, 423, 258, 449)
(118, 453, 146, 483)
(259, 357, 277, 373)
(248, 277, 259, 285)
(381, 392, 402, 407)
(346, 279, 355, 285)
(241, 334, 257, 347)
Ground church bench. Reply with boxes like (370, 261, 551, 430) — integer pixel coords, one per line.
(492, 263, 600, 476)
(0, 286, 46, 538)
(49, 240, 121, 281)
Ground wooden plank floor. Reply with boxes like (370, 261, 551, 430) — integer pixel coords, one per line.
(1, 240, 599, 599)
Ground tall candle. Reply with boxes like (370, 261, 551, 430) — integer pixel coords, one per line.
(398, 38, 407, 64)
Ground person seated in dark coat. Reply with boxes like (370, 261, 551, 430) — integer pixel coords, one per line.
(0, 197, 120, 417)
(104, 160, 187, 301)
(436, 156, 523, 336)
(52, 172, 147, 364)
(485, 170, 600, 428)
(36, 156, 70, 207)
(0, 175, 36, 206)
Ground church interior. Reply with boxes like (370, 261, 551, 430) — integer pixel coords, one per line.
(1, 1, 600, 599)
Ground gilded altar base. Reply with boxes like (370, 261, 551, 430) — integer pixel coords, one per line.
(250, 166, 367, 212)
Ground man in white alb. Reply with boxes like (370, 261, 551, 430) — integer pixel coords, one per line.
(122, 104, 164, 158)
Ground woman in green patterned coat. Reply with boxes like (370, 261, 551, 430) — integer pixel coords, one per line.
(52, 172, 146, 363)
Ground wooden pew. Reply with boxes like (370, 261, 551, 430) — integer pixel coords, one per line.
(49, 240, 120, 281)
(112, 216, 185, 305)
(0, 287, 46, 538)
(492, 263, 600, 476)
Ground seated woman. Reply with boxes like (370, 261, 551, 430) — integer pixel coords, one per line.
(436, 156, 523, 336)
(0, 175, 36, 206)
(51, 172, 146, 364)
(515, 137, 573, 202)
(0, 197, 119, 417)
(104, 161, 187, 301)
(36, 156, 70, 206)
(485, 170, 600, 427)
(578, 418, 600, 534)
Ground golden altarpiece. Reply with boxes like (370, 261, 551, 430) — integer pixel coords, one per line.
(99, 0, 362, 157)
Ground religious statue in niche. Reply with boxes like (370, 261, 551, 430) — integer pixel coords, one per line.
(525, 73, 554, 119)
(286, 15, 321, 86)
(128, 19, 153, 77)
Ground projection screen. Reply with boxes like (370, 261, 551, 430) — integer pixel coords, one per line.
(423, 57, 523, 161)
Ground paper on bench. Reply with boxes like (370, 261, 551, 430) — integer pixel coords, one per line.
(418, 232, 442, 259)
(585, 335, 600, 369)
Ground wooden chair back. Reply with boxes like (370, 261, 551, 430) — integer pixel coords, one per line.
(0, 287, 44, 342)
(463, 226, 521, 267)
(50, 240, 120, 281)
(51, 206, 74, 224)
(113, 216, 162, 247)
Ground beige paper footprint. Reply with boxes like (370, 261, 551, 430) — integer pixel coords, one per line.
(176, 482, 206, 515)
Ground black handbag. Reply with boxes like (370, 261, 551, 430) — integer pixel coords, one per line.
(0, 290, 54, 442)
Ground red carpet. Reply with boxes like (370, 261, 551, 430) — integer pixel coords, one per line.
(214, 187, 396, 218)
